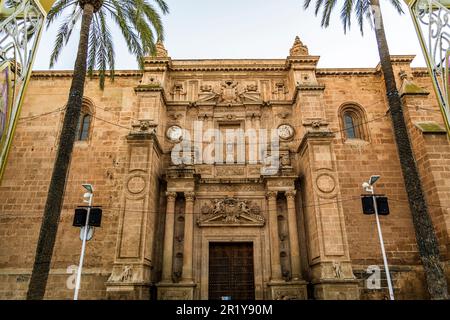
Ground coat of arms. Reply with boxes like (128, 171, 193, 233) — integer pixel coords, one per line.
(198, 197, 265, 227)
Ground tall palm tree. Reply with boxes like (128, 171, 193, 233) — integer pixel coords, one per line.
(303, 0, 448, 299)
(26, 0, 169, 300)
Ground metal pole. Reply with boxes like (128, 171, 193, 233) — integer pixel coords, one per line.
(74, 194, 92, 300)
(371, 189, 395, 300)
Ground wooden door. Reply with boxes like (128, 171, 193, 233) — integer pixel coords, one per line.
(208, 242, 255, 300)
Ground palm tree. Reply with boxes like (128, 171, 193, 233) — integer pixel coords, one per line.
(303, 0, 448, 299)
(26, 0, 169, 300)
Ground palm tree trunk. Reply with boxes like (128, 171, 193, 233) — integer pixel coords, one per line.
(370, 0, 448, 299)
(26, 3, 95, 300)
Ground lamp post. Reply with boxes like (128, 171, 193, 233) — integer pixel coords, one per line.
(404, 0, 450, 136)
(362, 175, 395, 300)
(74, 184, 94, 301)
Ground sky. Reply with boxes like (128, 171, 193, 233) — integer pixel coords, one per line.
(33, 0, 426, 70)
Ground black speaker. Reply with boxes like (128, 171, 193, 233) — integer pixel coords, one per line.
(361, 196, 375, 215)
(89, 207, 103, 227)
(376, 197, 390, 216)
(73, 208, 87, 227)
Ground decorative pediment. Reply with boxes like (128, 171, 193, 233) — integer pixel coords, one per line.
(197, 197, 265, 227)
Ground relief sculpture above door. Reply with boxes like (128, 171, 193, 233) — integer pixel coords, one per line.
(197, 197, 265, 227)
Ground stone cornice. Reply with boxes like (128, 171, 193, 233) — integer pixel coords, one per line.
(390, 55, 416, 64)
(412, 68, 429, 77)
(316, 68, 378, 76)
(297, 131, 336, 154)
(31, 70, 143, 78)
(134, 85, 168, 104)
(286, 56, 320, 67)
(30, 61, 429, 79)
(297, 85, 325, 91)
(375, 55, 417, 72)
(126, 132, 163, 156)
(171, 65, 287, 72)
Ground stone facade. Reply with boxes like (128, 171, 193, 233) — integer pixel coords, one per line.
(0, 37, 449, 300)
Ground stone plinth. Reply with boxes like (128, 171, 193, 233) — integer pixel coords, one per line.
(313, 280, 360, 300)
(268, 281, 308, 300)
(157, 282, 196, 300)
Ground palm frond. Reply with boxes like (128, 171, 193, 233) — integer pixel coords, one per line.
(47, 0, 169, 88)
(49, 4, 80, 68)
(303, 0, 403, 35)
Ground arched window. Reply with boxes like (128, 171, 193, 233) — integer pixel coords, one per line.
(339, 104, 368, 141)
(77, 114, 91, 141)
(76, 98, 94, 141)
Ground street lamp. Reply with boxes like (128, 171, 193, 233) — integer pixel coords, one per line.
(404, 0, 450, 136)
(362, 175, 395, 300)
(74, 184, 94, 301)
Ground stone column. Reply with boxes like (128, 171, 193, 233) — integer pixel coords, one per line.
(182, 192, 195, 283)
(266, 191, 282, 281)
(286, 190, 301, 280)
(162, 191, 177, 282)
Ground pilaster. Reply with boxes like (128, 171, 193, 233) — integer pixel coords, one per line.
(298, 131, 360, 299)
(106, 130, 163, 300)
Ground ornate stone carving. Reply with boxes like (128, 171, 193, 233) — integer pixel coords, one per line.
(197, 197, 265, 226)
(196, 81, 262, 104)
(216, 166, 245, 177)
(131, 120, 157, 134)
(200, 84, 213, 93)
(126, 175, 147, 195)
(246, 84, 258, 92)
(333, 261, 343, 279)
(316, 173, 336, 194)
(171, 82, 187, 100)
(289, 36, 309, 56)
(266, 191, 277, 200)
(271, 286, 307, 300)
(108, 265, 133, 283)
(158, 288, 191, 300)
(285, 190, 296, 199)
(280, 152, 292, 168)
(185, 192, 195, 202)
(166, 191, 177, 200)
(303, 118, 329, 130)
(219, 80, 240, 103)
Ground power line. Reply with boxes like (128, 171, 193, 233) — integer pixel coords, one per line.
(18, 101, 446, 147)
(2, 196, 449, 221)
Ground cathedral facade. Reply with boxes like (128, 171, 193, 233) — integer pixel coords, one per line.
(0, 37, 449, 300)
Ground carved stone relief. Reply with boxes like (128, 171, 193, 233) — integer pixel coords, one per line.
(197, 197, 265, 226)
(108, 265, 133, 283)
(196, 80, 262, 104)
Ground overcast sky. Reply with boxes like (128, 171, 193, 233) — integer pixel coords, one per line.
(33, 0, 426, 70)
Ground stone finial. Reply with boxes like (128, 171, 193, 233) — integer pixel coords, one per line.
(155, 40, 168, 58)
(289, 36, 309, 56)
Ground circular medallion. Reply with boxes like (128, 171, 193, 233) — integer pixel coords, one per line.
(316, 174, 336, 194)
(277, 124, 295, 140)
(127, 176, 146, 194)
(166, 125, 183, 142)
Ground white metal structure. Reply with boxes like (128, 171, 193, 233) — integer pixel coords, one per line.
(362, 175, 395, 300)
(0, 0, 54, 179)
(405, 0, 450, 134)
(74, 184, 94, 301)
